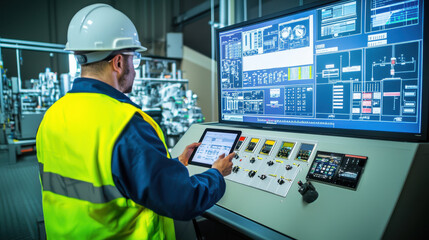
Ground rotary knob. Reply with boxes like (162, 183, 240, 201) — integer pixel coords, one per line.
(286, 165, 293, 170)
(248, 170, 256, 178)
(277, 179, 285, 185)
(259, 174, 267, 180)
(267, 161, 274, 166)
(250, 157, 256, 163)
(232, 166, 240, 173)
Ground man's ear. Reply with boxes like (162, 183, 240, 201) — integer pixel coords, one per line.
(111, 54, 124, 73)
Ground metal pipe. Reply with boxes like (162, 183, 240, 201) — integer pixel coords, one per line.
(16, 49, 22, 92)
(10, 139, 36, 145)
(17, 89, 42, 93)
(163, 0, 166, 47)
(228, 0, 235, 25)
(211, 0, 216, 121)
(0, 46, 4, 124)
(151, 0, 155, 55)
(0, 43, 71, 54)
(220, 0, 227, 28)
(235, 0, 244, 23)
(143, 0, 148, 50)
(0, 77, 4, 124)
(134, 78, 189, 83)
(0, 38, 65, 49)
(244, 0, 247, 21)
(172, 62, 177, 79)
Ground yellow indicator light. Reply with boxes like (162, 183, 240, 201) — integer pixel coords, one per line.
(269, 174, 277, 177)
(282, 142, 295, 148)
(265, 140, 275, 145)
(276, 160, 283, 163)
(286, 178, 292, 182)
(257, 157, 263, 160)
(251, 138, 259, 143)
(244, 169, 250, 172)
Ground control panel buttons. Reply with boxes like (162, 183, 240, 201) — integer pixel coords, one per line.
(248, 170, 257, 178)
(224, 134, 314, 198)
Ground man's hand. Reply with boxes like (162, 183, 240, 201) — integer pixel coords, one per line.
(178, 142, 201, 166)
(212, 152, 235, 176)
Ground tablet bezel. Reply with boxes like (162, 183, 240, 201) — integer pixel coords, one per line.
(188, 128, 242, 168)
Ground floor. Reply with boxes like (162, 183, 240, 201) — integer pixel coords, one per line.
(0, 154, 44, 240)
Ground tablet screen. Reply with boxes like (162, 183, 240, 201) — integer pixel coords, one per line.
(189, 129, 241, 167)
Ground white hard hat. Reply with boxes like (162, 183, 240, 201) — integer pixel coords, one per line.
(65, 3, 147, 64)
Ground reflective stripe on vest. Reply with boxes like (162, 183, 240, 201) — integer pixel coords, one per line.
(39, 163, 122, 204)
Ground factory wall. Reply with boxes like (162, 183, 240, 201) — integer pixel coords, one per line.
(182, 46, 217, 122)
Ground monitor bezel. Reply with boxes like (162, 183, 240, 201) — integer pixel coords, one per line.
(216, 0, 428, 142)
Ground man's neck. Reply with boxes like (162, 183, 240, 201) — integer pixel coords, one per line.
(81, 72, 122, 92)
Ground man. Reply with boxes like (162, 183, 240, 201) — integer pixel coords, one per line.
(36, 4, 234, 239)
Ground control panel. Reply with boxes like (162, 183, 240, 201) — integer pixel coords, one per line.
(226, 135, 317, 197)
(172, 123, 423, 240)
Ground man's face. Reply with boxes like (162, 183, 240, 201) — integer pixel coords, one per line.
(118, 55, 136, 93)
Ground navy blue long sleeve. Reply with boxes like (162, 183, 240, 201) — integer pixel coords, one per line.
(70, 78, 226, 221)
(111, 115, 225, 220)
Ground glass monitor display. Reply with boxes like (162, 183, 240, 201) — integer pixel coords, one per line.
(217, 0, 427, 141)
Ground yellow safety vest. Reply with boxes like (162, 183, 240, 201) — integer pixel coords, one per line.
(36, 92, 175, 239)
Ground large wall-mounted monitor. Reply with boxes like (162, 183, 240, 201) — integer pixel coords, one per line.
(217, 0, 428, 141)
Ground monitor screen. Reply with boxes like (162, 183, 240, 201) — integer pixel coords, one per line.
(217, 0, 427, 141)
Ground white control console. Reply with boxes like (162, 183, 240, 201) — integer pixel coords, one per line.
(227, 136, 317, 197)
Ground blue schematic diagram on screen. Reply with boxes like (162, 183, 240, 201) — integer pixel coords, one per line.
(317, 0, 361, 40)
(366, 0, 419, 32)
(218, 0, 423, 134)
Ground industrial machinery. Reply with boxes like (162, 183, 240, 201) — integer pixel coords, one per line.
(0, 40, 204, 163)
(131, 57, 204, 147)
(172, 0, 429, 239)
(0, 38, 73, 163)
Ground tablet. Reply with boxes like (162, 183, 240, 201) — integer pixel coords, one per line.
(188, 128, 242, 167)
